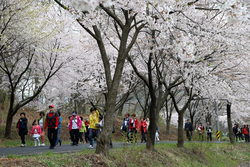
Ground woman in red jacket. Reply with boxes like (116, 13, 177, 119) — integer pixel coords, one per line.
(242, 124, 249, 142)
(139, 116, 147, 143)
(129, 113, 138, 143)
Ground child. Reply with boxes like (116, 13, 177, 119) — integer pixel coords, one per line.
(16, 112, 28, 147)
(79, 116, 87, 143)
(30, 120, 42, 147)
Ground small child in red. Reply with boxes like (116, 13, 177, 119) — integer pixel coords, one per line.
(30, 120, 42, 147)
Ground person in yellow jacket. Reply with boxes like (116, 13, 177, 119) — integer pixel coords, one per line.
(88, 107, 99, 149)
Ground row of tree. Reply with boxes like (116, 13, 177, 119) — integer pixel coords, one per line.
(1, 0, 250, 156)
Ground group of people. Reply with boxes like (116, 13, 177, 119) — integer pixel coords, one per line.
(16, 105, 105, 149)
(17, 105, 62, 148)
(233, 123, 250, 142)
(16, 105, 161, 149)
(184, 119, 213, 142)
(121, 113, 160, 143)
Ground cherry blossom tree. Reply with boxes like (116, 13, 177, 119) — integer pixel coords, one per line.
(0, 0, 78, 138)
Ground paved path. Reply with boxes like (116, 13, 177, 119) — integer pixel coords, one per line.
(0, 141, 223, 157)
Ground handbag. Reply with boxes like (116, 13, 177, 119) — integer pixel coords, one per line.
(95, 123, 101, 128)
(20, 123, 25, 129)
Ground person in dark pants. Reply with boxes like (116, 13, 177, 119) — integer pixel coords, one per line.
(69, 111, 82, 146)
(233, 124, 238, 142)
(184, 119, 193, 142)
(122, 113, 130, 142)
(16, 112, 28, 147)
(88, 107, 99, 149)
(45, 105, 59, 149)
(129, 113, 138, 143)
(139, 116, 147, 143)
(206, 122, 212, 142)
(242, 124, 249, 142)
(236, 124, 243, 142)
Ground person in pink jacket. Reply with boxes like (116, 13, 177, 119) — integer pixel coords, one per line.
(69, 111, 82, 146)
(139, 116, 147, 143)
(30, 120, 42, 147)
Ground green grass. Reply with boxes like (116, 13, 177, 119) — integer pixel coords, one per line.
(1, 143, 250, 167)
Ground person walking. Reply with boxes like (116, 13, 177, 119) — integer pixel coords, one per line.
(233, 124, 238, 142)
(139, 116, 147, 143)
(129, 113, 138, 143)
(56, 111, 62, 146)
(38, 112, 46, 146)
(69, 111, 82, 146)
(236, 124, 242, 142)
(197, 123, 204, 142)
(184, 119, 193, 142)
(242, 124, 249, 142)
(16, 112, 28, 147)
(84, 118, 90, 143)
(88, 107, 99, 149)
(79, 116, 87, 144)
(30, 120, 41, 147)
(206, 122, 212, 142)
(121, 113, 130, 142)
(45, 105, 59, 149)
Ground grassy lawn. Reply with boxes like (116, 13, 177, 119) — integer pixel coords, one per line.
(1, 143, 250, 167)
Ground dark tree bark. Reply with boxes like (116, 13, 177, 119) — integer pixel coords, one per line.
(227, 103, 235, 144)
(170, 88, 195, 147)
(165, 97, 173, 135)
(3, 51, 63, 138)
(177, 112, 184, 147)
(134, 83, 150, 119)
(52, 2, 146, 156)
(117, 104, 123, 116)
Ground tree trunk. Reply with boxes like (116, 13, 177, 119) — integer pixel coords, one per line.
(117, 104, 123, 116)
(5, 110, 13, 139)
(177, 112, 184, 147)
(190, 114, 195, 130)
(227, 103, 234, 144)
(95, 92, 116, 156)
(146, 95, 156, 151)
(166, 119, 171, 135)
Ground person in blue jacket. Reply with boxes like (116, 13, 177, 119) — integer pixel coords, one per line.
(184, 119, 193, 141)
(56, 111, 62, 146)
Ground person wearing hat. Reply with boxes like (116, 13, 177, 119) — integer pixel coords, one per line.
(69, 111, 82, 146)
(184, 119, 193, 142)
(88, 107, 99, 149)
(45, 105, 59, 149)
(121, 113, 130, 142)
(129, 113, 138, 143)
(206, 122, 212, 142)
(84, 117, 90, 143)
